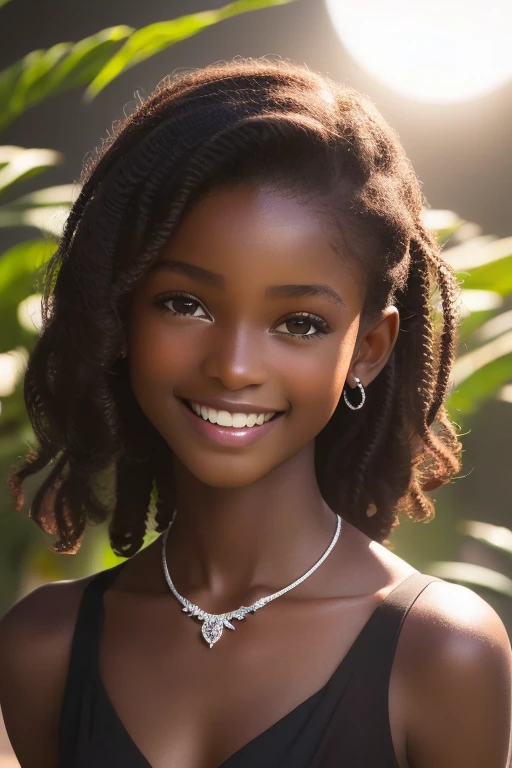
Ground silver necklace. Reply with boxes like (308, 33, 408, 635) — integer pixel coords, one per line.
(161, 509, 343, 648)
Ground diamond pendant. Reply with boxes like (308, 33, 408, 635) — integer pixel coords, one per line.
(182, 604, 254, 648)
(201, 616, 233, 647)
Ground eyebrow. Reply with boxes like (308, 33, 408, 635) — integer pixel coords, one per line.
(265, 283, 345, 309)
(148, 259, 346, 310)
(148, 259, 224, 287)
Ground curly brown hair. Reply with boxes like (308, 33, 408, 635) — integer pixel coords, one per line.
(7, 57, 463, 557)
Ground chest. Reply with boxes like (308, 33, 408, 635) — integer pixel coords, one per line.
(98, 590, 411, 768)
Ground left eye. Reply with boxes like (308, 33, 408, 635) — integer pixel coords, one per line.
(274, 313, 330, 340)
(275, 317, 317, 336)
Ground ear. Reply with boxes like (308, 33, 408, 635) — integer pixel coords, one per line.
(347, 306, 399, 388)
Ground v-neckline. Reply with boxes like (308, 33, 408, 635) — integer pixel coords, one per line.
(97, 670, 325, 768)
(95, 565, 417, 768)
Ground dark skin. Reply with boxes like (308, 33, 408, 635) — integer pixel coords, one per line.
(0, 183, 510, 768)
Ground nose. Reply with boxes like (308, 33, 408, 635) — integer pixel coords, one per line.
(200, 323, 269, 390)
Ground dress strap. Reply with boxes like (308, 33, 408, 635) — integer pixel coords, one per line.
(58, 560, 128, 767)
(310, 571, 443, 767)
(348, 572, 442, 684)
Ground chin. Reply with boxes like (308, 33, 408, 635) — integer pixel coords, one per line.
(174, 451, 280, 489)
(167, 425, 316, 489)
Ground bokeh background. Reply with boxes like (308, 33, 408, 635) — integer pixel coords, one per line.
(1, 0, 511, 763)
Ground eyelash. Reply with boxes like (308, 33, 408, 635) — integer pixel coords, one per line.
(153, 291, 333, 341)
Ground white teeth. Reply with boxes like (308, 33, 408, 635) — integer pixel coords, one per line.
(232, 413, 246, 428)
(216, 410, 233, 427)
(188, 402, 277, 428)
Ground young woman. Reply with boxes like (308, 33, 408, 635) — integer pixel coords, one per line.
(0, 58, 510, 768)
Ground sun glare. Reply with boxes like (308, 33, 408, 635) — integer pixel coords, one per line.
(325, 0, 512, 103)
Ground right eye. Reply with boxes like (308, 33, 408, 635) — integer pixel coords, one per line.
(155, 292, 210, 320)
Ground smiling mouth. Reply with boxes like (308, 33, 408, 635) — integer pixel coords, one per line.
(181, 400, 283, 428)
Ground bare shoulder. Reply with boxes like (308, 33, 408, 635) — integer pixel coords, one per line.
(398, 579, 512, 768)
(0, 572, 96, 768)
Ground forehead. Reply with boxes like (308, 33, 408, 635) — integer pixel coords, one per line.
(153, 183, 361, 298)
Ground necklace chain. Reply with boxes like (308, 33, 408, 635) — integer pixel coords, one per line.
(161, 510, 343, 648)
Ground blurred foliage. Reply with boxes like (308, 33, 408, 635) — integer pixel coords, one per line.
(0, 27, 133, 130)
(419, 212, 512, 601)
(85, 0, 297, 100)
(428, 521, 512, 600)
(0, 0, 510, 615)
(422, 212, 512, 416)
(0, 0, 296, 130)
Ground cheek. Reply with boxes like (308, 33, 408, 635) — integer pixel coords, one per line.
(128, 312, 195, 384)
(292, 313, 360, 426)
(284, 342, 351, 428)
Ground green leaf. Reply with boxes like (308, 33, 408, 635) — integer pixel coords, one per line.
(0, 61, 24, 127)
(458, 520, 512, 558)
(0, 239, 56, 353)
(0, 184, 77, 232)
(452, 329, 512, 384)
(427, 212, 489, 254)
(0, 184, 76, 209)
(471, 308, 512, 345)
(426, 561, 512, 599)
(5, 44, 73, 122)
(45, 26, 134, 91)
(17, 293, 43, 335)
(0, 205, 69, 234)
(85, 0, 297, 99)
(458, 253, 512, 295)
(457, 289, 503, 343)
(445, 235, 512, 295)
(0, 288, 36, 352)
(0, 239, 55, 294)
(0, 145, 24, 170)
(0, 349, 27, 403)
(458, 307, 501, 343)
(0, 183, 75, 233)
(0, 0, 13, 8)
(0, 147, 63, 197)
(436, 225, 463, 247)
(444, 235, 498, 270)
(0, 3, 295, 124)
(422, 209, 467, 247)
(448, 346, 512, 414)
(497, 383, 512, 405)
(0, 382, 27, 427)
(0, 26, 133, 130)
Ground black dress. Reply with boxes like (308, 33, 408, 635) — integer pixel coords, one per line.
(58, 559, 441, 767)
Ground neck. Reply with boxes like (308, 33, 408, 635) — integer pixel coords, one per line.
(164, 443, 341, 605)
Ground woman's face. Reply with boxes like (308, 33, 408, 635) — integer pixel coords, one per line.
(128, 182, 388, 488)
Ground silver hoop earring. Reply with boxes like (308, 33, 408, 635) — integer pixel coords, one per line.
(343, 376, 365, 410)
